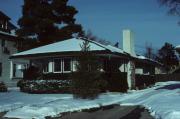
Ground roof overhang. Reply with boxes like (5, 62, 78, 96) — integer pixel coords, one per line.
(0, 32, 18, 42)
(10, 50, 130, 60)
(133, 57, 163, 67)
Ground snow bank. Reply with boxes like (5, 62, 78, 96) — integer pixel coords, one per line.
(1, 81, 180, 119)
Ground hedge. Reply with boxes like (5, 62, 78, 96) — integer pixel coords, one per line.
(103, 72, 128, 92)
(0, 81, 7, 92)
(17, 79, 71, 94)
(135, 74, 155, 89)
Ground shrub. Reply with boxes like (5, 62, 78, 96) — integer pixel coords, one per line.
(103, 72, 128, 92)
(23, 66, 40, 80)
(17, 79, 71, 93)
(71, 40, 108, 99)
(0, 81, 7, 92)
(72, 72, 107, 99)
(135, 74, 155, 89)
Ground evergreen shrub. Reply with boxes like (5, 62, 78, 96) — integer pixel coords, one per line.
(0, 81, 7, 92)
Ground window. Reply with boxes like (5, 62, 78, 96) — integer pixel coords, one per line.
(0, 63, 2, 77)
(1, 39, 5, 47)
(43, 58, 72, 73)
(64, 58, 71, 72)
(43, 62, 49, 73)
(13, 64, 16, 77)
(54, 59, 62, 72)
(0, 21, 3, 28)
(12, 63, 26, 78)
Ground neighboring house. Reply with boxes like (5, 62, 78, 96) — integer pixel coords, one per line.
(175, 45, 180, 56)
(173, 46, 180, 73)
(0, 11, 28, 87)
(11, 29, 162, 89)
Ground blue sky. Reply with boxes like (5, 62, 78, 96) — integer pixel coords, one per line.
(0, 0, 180, 54)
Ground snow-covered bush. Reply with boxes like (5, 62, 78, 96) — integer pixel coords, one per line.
(17, 79, 71, 93)
(0, 81, 7, 92)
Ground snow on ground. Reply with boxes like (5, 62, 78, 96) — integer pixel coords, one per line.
(1, 81, 180, 119)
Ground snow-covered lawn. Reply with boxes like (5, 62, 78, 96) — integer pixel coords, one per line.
(1, 81, 180, 119)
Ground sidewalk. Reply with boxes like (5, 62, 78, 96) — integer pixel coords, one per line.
(57, 105, 154, 119)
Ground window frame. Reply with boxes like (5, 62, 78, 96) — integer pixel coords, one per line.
(42, 58, 73, 74)
(43, 62, 49, 73)
(53, 58, 62, 73)
(0, 63, 2, 77)
(63, 58, 72, 73)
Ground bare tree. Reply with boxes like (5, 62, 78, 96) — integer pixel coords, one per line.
(159, 0, 180, 24)
(144, 43, 156, 59)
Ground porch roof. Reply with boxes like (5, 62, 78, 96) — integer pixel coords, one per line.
(135, 55, 163, 66)
(175, 45, 180, 53)
(11, 38, 128, 59)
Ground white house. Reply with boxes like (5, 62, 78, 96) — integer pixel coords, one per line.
(11, 29, 162, 89)
(0, 11, 28, 87)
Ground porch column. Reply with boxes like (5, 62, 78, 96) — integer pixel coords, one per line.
(10, 60, 13, 79)
(127, 61, 135, 90)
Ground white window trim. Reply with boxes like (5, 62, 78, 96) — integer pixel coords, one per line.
(43, 58, 73, 74)
(11, 62, 28, 79)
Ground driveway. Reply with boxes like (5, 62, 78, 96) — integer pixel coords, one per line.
(59, 105, 154, 119)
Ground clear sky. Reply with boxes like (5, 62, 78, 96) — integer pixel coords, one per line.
(0, 0, 180, 54)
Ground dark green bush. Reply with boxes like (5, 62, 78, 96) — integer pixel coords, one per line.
(71, 40, 108, 99)
(23, 66, 40, 80)
(0, 81, 7, 92)
(103, 72, 128, 92)
(135, 74, 155, 89)
(72, 72, 107, 99)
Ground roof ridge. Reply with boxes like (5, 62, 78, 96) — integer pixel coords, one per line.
(77, 37, 112, 52)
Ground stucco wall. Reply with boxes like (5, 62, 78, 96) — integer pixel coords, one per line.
(0, 39, 17, 86)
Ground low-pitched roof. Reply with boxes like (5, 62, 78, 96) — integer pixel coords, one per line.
(135, 55, 162, 66)
(11, 38, 127, 58)
(175, 45, 180, 53)
(0, 30, 18, 42)
(11, 37, 162, 66)
(0, 11, 10, 20)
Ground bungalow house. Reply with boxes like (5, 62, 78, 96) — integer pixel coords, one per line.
(0, 11, 28, 87)
(175, 45, 180, 55)
(10, 29, 162, 89)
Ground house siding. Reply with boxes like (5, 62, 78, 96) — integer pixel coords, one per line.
(0, 38, 17, 86)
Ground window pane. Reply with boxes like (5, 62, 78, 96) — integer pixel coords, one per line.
(0, 63, 2, 76)
(64, 58, 71, 71)
(54, 59, 61, 72)
(1, 39, 5, 47)
(43, 62, 49, 72)
(13, 64, 16, 77)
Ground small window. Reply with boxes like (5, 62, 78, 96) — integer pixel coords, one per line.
(1, 39, 5, 47)
(64, 58, 71, 72)
(13, 64, 16, 77)
(0, 21, 3, 28)
(0, 63, 2, 77)
(54, 59, 62, 72)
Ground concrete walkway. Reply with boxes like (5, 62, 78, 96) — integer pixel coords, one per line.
(59, 105, 154, 119)
(0, 105, 154, 119)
